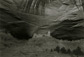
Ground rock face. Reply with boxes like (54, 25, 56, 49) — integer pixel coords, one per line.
(51, 19, 84, 41)
(33, 27, 51, 38)
(33, 31, 50, 38)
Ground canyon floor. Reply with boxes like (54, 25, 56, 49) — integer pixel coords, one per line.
(0, 32, 84, 57)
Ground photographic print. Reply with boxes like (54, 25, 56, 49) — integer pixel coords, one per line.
(0, 0, 84, 57)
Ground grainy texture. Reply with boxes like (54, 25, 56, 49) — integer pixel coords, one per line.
(0, 0, 84, 57)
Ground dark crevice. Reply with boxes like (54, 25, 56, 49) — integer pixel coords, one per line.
(4, 22, 32, 40)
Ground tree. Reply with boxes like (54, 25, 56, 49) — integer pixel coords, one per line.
(67, 49, 72, 54)
(51, 49, 53, 52)
(73, 47, 84, 57)
(67, 49, 74, 57)
(60, 47, 67, 54)
(54, 46, 60, 53)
